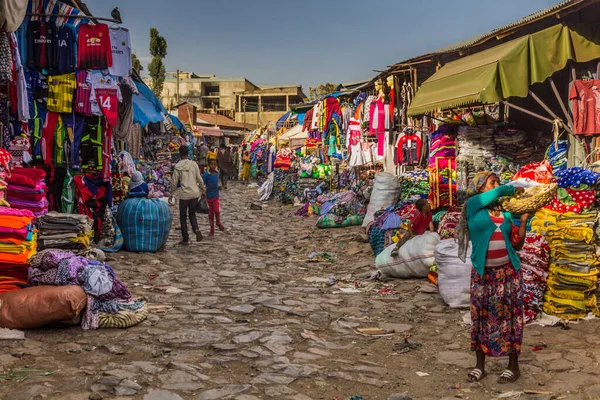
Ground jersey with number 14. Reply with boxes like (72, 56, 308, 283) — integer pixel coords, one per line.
(93, 88, 119, 127)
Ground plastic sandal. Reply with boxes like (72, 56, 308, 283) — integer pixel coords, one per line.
(498, 369, 520, 384)
(467, 368, 486, 382)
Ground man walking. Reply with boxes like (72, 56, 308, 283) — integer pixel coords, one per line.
(196, 141, 209, 174)
(173, 145, 206, 244)
(217, 143, 233, 189)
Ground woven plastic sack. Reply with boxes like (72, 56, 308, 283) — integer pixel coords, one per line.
(362, 172, 400, 227)
(317, 214, 363, 229)
(376, 232, 440, 279)
(435, 239, 472, 308)
(0, 286, 86, 330)
(117, 197, 173, 252)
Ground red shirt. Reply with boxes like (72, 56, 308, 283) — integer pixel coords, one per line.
(412, 211, 432, 235)
(78, 23, 113, 69)
(569, 80, 600, 136)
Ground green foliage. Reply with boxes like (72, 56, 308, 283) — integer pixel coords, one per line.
(148, 28, 168, 96)
(131, 53, 143, 72)
(308, 83, 338, 100)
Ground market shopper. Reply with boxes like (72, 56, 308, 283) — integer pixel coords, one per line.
(203, 158, 226, 236)
(217, 144, 233, 189)
(196, 141, 209, 174)
(390, 198, 434, 257)
(458, 172, 528, 384)
(240, 146, 251, 182)
(173, 145, 206, 244)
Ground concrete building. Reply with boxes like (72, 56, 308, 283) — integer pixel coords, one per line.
(159, 71, 306, 126)
(234, 85, 306, 126)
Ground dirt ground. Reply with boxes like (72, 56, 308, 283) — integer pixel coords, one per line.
(1, 182, 600, 400)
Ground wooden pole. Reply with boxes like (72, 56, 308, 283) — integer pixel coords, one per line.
(501, 101, 554, 124)
(528, 89, 574, 135)
(549, 78, 574, 129)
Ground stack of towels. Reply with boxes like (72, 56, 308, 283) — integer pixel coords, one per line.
(6, 167, 48, 216)
(0, 206, 37, 293)
(36, 212, 94, 251)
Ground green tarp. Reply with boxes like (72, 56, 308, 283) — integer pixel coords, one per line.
(408, 23, 600, 116)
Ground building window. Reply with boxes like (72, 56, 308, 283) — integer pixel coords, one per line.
(262, 96, 287, 112)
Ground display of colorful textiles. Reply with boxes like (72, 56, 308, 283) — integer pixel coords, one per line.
(456, 126, 495, 169)
(429, 126, 457, 208)
(545, 140, 568, 172)
(5, 167, 48, 216)
(544, 167, 600, 214)
(398, 170, 429, 201)
(517, 233, 550, 324)
(437, 209, 461, 239)
(36, 212, 94, 251)
(554, 167, 600, 189)
(0, 206, 37, 294)
(28, 249, 144, 330)
(531, 209, 599, 320)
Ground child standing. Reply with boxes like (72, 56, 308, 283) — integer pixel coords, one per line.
(203, 158, 226, 236)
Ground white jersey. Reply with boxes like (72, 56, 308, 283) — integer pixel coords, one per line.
(108, 27, 132, 77)
(89, 71, 122, 115)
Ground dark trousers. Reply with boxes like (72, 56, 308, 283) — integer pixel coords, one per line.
(179, 198, 199, 241)
(220, 172, 228, 188)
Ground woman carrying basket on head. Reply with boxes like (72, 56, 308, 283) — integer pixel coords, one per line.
(458, 171, 529, 384)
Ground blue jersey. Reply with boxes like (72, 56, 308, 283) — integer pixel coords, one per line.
(202, 171, 220, 199)
(57, 26, 76, 73)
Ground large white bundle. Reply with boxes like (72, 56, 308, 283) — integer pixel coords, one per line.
(435, 239, 473, 308)
(376, 232, 440, 279)
(362, 172, 400, 227)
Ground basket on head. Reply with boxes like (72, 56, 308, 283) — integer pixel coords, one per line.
(500, 183, 558, 214)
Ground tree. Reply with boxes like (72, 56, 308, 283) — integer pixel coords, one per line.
(131, 53, 143, 73)
(148, 28, 167, 97)
(308, 83, 338, 100)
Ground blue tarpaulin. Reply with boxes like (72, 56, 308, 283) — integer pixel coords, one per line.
(132, 81, 165, 127)
(170, 114, 184, 131)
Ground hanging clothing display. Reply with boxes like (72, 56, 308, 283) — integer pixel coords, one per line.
(569, 79, 600, 136)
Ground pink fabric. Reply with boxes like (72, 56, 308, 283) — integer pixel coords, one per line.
(0, 206, 34, 218)
(369, 99, 386, 135)
(377, 133, 385, 157)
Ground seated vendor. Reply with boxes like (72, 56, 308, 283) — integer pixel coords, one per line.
(127, 171, 149, 198)
(411, 198, 434, 235)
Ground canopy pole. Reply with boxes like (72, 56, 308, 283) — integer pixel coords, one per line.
(27, 13, 121, 23)
(528, 89, 574, 135)
(501, 101, 554, 124)
(548, 78, 574, 129)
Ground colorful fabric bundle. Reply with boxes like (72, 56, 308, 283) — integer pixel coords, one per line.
(456, 126, 495, 169)
(0, 206, 37, 294)
(517, 233, 550, 323)
(545, 140, 568, 172)
(6, 167, 48, 216)
(316, 190, 365, 229)
(531, 209, 599, 320)
(398, 170, 429, 201)
(545, 167, 600, 213)
(28, 249, 144, 330)
(437, 209, 462, 239)
(36, 212, 94, 251)
(429, 126, 457, 208)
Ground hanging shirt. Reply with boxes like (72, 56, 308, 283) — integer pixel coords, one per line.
(397, 133, 423, 165)
(33, 71, 49, 107)
(56, 25, 76, 74)
(78, 23, 113, 69)
(47, 73, 76, 113)
(89, 71, 122, 115)
(569, 79, 600, 136)
(108, 27, 132, 77)
(75, 70, 94, 116)
(346, 118, 362, 147)
(26, 21, 58, 70)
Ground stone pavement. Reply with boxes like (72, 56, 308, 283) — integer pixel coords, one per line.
(1, 182, 600, 400)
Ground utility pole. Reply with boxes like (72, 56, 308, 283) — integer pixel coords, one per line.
(243, 99, 247, 132)
(176, 69, 180, 105)
(257, 97, 262, 129)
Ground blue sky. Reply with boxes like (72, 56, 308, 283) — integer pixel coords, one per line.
(90, 0, 561, 89)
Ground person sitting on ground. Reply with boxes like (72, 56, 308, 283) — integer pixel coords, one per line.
(202, 158, 226, 236)
(127, 171, 149, 198)
(390, 199, 434, 257)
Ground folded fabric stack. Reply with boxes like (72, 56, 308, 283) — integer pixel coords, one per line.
(28, 249, 146, 330)
(456, 126, 495, 170)
(545, 140, 568, 172)
(517, 233, 550, 323)
(398, 170, 429, 201)
(429, 125, 457, 208)
(545, 167, 600, 213)
(36, 212, 94, 251)
(6, 167, 48, 216)
(0, 207, 37, 294)
(437, 209, 462, 239)
(531, 208, 599, 320)
(429, 126, 456, 167)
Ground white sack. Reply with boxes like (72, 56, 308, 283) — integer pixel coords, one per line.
(376, 232, 440, 279)
(362, 172, 400, 227)
(435, 239, 473, 308)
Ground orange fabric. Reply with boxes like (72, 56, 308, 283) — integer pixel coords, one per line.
(0, 216, 33, 230)
(354, 103, 363, 120)
(0, 248, 36, 264)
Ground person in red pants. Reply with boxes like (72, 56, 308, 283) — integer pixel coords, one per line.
(202, 158, 225, 236)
